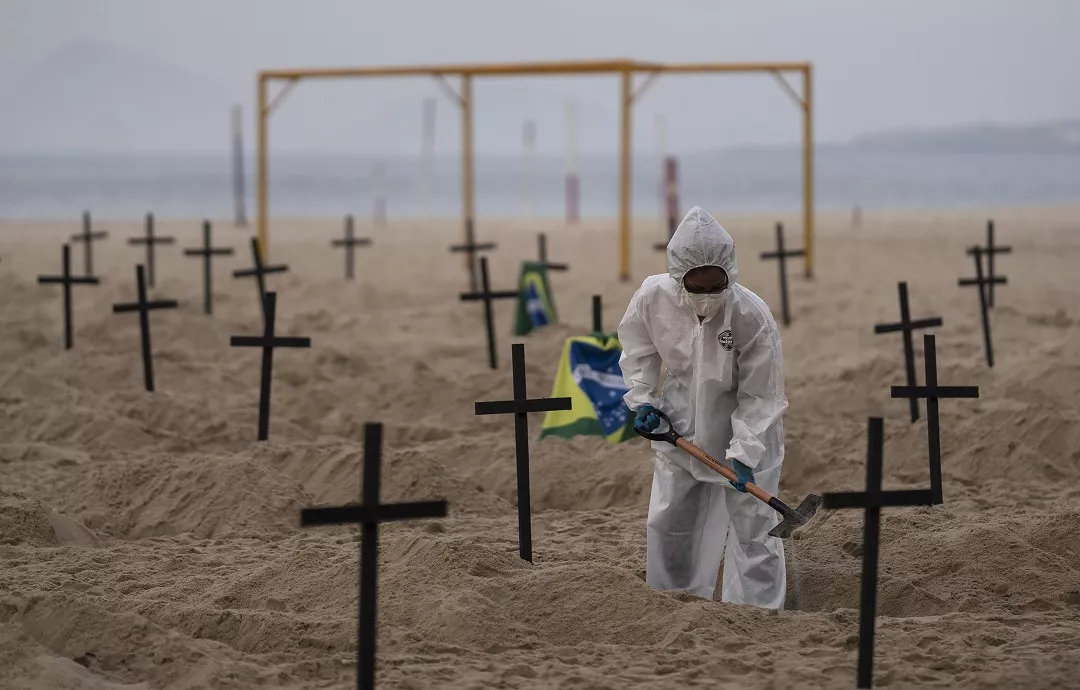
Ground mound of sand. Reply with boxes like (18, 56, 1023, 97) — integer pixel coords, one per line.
(4, 209, 1080, 688)
(0, 387, 157, 453)
(52, 452, 312, 539)
(0, 490, 100, 548)
(789, 507, 1080, 615)
(1, 593, 287, 688)
(252, 442, 512, 516)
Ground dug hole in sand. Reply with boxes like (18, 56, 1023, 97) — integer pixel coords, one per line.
(2, 207, 1079, 688)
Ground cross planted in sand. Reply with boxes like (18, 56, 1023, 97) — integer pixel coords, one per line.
(37, 244, 100, 350)
(459, 256, 519, 370)
(127, 213, 175, 288)
(966, 219, 1011, 308)
(537, 233, 569, 272)
(233, 237, 290, 327)
(759, 222, 804, 327)
(653, 212, 677, 253)
(449, 217, 497, 293)
(70, 210, 108, 278)
(182, 220, 234, 316)
(111, 264, 179, 392)
(331, 215, 373, 281)
(229, 291, 311, 441)
(591, 294, 605, 338)
(823, 417, 934, 689)
(958, 245, 1007, 368)
(890, 334, 979, 505)
(474, 343, 572, 562)
(873, 282, 943, 423)
(301, 422, 448, 690)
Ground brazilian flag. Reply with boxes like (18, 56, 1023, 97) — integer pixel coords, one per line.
(540, 335, 636, 443)
(513, 261, 558, 336)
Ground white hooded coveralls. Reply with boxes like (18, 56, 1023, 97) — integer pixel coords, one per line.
(618, 206, 788, 609)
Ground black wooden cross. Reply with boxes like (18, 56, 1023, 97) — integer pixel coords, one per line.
(37, 244, 99, 350)
(229, 291, 311, 441)
(112, 264, 179, 392)
(873, 282, 943, 423)
(653, 213, 677, 252)
(459, 256, 519, 369)
(127, 212, 175, 288)
(233, 237, 289, 325)
(592, 294, 604, 336)
(890, 334, 979, 505)
(449, 217, 496, 292)
(331, 214, 372, 280)
(69, 210, 108, 277)
(823, 417, 934, 689)
(966, 220, 1011, 308)
(301, 422, 447, 690)
(475, 343, 572, 562)
(182, 220, 234, 315)
(759, 222, 804, 326)
(537, 233, 568, 272)
(958, 245, 1006, 368)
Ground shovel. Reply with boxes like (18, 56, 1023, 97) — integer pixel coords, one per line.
(634, 409, 823, 538)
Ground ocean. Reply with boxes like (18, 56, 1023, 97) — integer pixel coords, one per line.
(2, 149, 1078, 220)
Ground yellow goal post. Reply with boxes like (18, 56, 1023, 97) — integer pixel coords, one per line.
(255, 58, 814, 280)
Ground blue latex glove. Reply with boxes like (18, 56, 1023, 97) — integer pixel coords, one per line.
(633, 404, 661, 433)
(729, 459, 755, 493)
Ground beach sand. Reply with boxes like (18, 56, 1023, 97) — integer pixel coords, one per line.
(2, 206, 1079, 688)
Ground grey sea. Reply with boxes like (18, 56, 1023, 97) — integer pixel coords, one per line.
(2, 149, 1078, 220)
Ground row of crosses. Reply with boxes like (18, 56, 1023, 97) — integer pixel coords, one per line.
(37, 214, 578, 453)
(831, 331, 981, 687)
(61, 213, 579, 372)
(841, 221, 1008, 687)
(64, 213, 375, 291)
(37, 231, 289, 342)
(41, 219, 276, 343)
(39, 223, 309, 440)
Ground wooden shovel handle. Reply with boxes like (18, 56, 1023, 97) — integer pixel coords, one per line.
(674, 437, 774, 504)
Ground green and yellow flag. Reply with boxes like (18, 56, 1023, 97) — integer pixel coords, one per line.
(513, 261, 558, 336)
(540, 334, 636, 443)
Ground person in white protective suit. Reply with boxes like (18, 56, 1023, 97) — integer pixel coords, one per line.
(618, 206, 789, 609)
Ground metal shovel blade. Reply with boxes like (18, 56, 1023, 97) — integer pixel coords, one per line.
(768, 494, 824, 539)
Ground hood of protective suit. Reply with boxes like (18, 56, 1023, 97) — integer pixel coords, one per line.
(666, 206, 739, 288)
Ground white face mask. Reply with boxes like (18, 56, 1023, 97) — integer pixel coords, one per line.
(684, 291, 725, 319)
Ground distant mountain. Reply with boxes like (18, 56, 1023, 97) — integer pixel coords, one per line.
(0, 39, 231, 154)
(694, 119, 1080, 160)
(0, 40, 623, 156)
(3, 41, 1076, 158)
(847, 119, 1080, 153)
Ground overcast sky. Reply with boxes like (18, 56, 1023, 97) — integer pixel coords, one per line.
(1, 0, 1078, 155)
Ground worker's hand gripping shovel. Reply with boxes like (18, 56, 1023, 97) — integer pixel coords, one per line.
(634, 409, 823, 538)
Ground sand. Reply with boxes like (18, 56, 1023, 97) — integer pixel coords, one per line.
(1, 206, 1079, 689)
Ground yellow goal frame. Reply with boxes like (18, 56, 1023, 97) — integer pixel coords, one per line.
(255, 58, 815, 280)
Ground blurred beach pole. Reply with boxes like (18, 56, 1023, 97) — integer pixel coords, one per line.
(231, 104, 247, 227)
(665, 156, 679, 241)
(655, 114, 666, 236)
(374, 162, 387, 227)
(565, 99, 580, 224)
(420, 97, 436, 217)
(522, 119, 536, 219)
